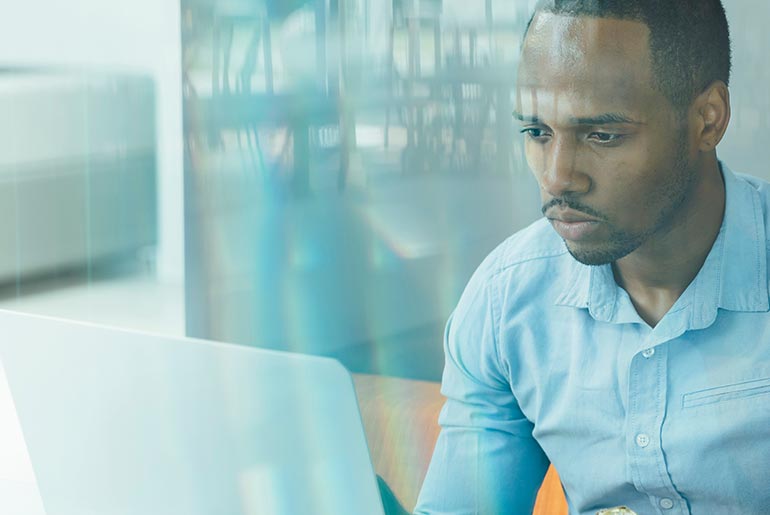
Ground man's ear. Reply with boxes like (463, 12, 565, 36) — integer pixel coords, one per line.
(692, 80, 731, 152)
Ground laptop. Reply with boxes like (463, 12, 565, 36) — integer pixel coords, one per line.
(0, 309, 387, 515)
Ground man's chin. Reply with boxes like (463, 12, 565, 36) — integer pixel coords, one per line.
(564, 240, 638, 267)
(566, 246, 615, 266)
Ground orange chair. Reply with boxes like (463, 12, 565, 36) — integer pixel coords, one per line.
(354, 374, 568, 514)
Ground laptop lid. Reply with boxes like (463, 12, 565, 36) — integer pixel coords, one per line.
(0, 309, 385, 515)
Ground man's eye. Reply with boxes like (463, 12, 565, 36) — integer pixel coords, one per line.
(588, 132, 624, 144)
(520, 128, 550, 140)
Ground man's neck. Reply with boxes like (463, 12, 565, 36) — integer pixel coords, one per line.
(612, 158, 726, 327)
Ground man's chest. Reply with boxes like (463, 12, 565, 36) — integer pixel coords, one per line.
(501, 310, 770, 513)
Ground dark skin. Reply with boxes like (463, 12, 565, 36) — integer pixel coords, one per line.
(515, 13, 730, 327)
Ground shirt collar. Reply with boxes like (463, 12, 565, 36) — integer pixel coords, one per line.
(555, 163, 769, 326)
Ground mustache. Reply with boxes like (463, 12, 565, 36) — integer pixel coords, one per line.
(541, 198, 606, 221)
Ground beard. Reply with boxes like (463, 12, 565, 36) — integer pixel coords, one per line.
(565, 134, 695, 266)
(565, 227, 646, 266)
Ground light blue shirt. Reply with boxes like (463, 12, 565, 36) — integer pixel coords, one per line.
(415, 164, 770, 515)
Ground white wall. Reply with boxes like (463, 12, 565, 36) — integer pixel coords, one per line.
(0, 0, 184, 285)
(718, 0, 770, 181)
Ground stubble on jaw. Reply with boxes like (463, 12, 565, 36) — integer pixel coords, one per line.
(563, 132, 695, 267)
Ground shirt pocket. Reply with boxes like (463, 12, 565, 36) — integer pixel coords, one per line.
(682, 376, 770, 409)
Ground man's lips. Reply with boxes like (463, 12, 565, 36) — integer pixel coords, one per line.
(546, 208, 600, 223)
(546, 209, 601, 240)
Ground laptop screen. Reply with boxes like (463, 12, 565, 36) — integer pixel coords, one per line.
(0, 310, 384, 515)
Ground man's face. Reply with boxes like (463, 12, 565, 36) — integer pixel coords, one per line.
(516, 13, 697, 266)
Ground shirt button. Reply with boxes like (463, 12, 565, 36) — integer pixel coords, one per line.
(635, 433, 650, 447)
(659, 498, 674, 509)
(642, 348, 655, 358)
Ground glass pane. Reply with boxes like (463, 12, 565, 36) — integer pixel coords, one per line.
(182, 0, 542, 380)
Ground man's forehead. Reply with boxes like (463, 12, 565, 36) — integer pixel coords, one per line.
(516, 12, 658, 123)
(519, 14, 652, 78)
(523, 11, 652, 60)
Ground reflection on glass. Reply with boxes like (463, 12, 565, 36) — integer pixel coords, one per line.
(182, 0, 556, 379)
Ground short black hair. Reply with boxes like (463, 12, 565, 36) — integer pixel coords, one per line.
(525, 0, 732, 112)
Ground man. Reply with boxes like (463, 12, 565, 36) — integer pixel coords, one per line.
(415, 1, 770, 514)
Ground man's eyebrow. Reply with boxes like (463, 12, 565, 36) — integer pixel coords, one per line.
(512, 111, 642, 125)
(570, 113, 642, 125)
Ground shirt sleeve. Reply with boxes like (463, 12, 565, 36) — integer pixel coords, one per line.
(413, 266, 550, 515)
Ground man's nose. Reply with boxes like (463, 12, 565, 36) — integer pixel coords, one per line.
(539, 136, 591, 198)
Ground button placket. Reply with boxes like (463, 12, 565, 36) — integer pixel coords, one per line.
(626, 351, 657, 492)
(627, 342, 688, 513)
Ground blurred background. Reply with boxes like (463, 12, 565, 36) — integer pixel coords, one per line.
(0, 0, 768, 381)
(182, 0, 540, 380)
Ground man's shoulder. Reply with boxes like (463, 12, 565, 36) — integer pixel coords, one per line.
(456, 217, 573, 324)
(480, 217, 569, 280)
(733, 170, 770, 235)
(735, 171, 770, 195)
